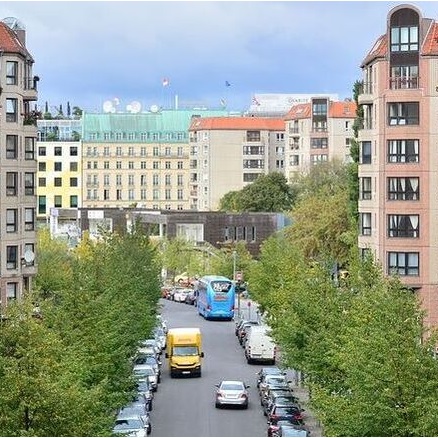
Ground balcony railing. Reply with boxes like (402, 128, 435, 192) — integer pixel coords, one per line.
(389, 76, 418, 90)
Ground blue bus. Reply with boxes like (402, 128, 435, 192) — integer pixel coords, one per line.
(196, 275, 235, 320)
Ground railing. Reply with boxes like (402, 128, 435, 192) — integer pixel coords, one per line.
(389, 76, 418, 90)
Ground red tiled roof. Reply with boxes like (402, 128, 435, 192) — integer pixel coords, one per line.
(361, 19, 438, 67)
(422, 22, 438, 56)
(284, 101, 356, 121)
(189, 117, 285, 131)
(360, 34, 387, 68)
(0, 22, 32, 59)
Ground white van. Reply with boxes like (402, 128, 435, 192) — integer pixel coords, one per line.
(244, 325, 276, 365)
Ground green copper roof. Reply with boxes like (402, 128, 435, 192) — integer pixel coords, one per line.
(82, 109, 230, 142)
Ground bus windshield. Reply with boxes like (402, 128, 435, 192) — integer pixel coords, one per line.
(172, 346, 199, 356)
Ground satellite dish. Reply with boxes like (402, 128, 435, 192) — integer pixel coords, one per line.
(103, 100, 114, 113)
(150, 104, 159, 113)
(23, 250, 35, 264)
(131, 101, 142, 113)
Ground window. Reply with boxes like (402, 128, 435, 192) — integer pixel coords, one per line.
(388, 177, 419, 200)
(128, 189, 134, 201)
(6, 209, 18, 232)
(6, 283, 18, 301)
(141, 189, 147, 200)
(54, 146, 62, 156)
(390, 65, 419, 89)
(104, 174, 110, 186)
(165, 147, 171, 156)
(54, 162, 62, 171)
(25, 137, 36, 160)
(6, 135, 18, 159)
(165, 189, 171, 200)
(6, 98, 17, 122)
(177, 174, 183, 186)
(388, 102, 419, 126)
(6, 61, 18, 85)
(388, 214, 419, 237)
(70, 146, 78, 156)
(153, 174, 159, 186)
(177, 161, 183, 169)
(141, 161, 147, 169)
(310, 138, 328, 149)
(6, 172, 18, 196)
(24, 244, 35, 266)
(361, 141, 372, 164)
(246, 131, 261, 142)
(165, 175, 171, 186)
(243, 145, 265, 155)
(68, 195, 77, 208)
(38, 162, 46, 172)
(391, 25, 418, 52)
(116, 161, 122, 169)
(116, 146, 122, 156)
(103, 189, 110, 201)
(38, 196, 46, 214)
(153, 189, 159, 200)
(243, 173, 261, 182)
(140, 175, 147, 186)
(177, 146, 183, 156)
(311, 154, 328, 164)
(165, 161, 171, 169)
(387, 139, 419, 163)
(24, 208, 35, 231)
(70, 162, 78, 171)
(116, 175, 122, 186)
(39, 146, 46, 156)
(6, 245, 18, 269)
(38, 177, 46, 187)
(103, 161, 109, 170)
(54, 177, 62, 187)
(360, 212, 372, 236)
(388, 252, 419, 276)
(128, 174, 134, 186)
(243, 159, 264, 169)
(128, 147, 134, 156)
(128, 161, 134, 170)
(54, 196, 62, 207)
(141, 147, 146, 157)
(361, 177, 372, 200)
(70, 177, 78, 187)
(177, 189, 183, 200)
(153, 161, 159, 169)
(290, 155, 299, 166)
(153, 146, 159, 156)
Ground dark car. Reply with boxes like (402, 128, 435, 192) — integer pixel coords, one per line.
(238, 320, 260, 345)
(267, 405, 305, 427)
(263, 394, 302, 416)
(136, 378, 154, 411)
(184, 290, 197, 305)
(131, 391, 152, 414)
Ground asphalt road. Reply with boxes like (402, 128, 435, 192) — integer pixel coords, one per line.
(151, 298, 269, 437)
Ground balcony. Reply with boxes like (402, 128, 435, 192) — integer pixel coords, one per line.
(358, 81, 374, 104)
(22, 76, 39, 101)
(389, 76, 418, 90)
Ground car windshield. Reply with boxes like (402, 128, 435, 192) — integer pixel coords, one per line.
(172, 346, 198, 356)
(114, 418, 143, 430)
(221, 382, 244, 391)
(134, 367, 154, 376)
(266, 376, 287, 384)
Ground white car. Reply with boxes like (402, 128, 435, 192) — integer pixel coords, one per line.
(173, 288, 191, 303)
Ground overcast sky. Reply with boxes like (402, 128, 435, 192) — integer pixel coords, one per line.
(3, 1, 438, 113)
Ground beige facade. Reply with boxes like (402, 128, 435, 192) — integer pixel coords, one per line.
(283, 98, 356, 181)
(358, 4, 438, 328)
(188, 117, 285, 211)
(0, 18, 38, 306)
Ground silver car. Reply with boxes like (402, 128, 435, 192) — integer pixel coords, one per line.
(215, 380, 250, 409)
(133, 365, 158, 391)
(112, 413, 151, 436)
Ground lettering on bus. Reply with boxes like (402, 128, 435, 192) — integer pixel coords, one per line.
(212, 281, 232, 302)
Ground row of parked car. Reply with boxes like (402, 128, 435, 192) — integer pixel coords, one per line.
(256, 367, 310, 437)
(162, 285, 196, 305)
(112, 316, 169, 436)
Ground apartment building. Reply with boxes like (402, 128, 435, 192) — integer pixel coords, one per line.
(357, 4, 438, 328)
(81, 109, 228, 211)
(283, 97, 356, 181)
(188, 117, 285, 211)
(36, 119, 82, 225)
(0, 17, 38, 305)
